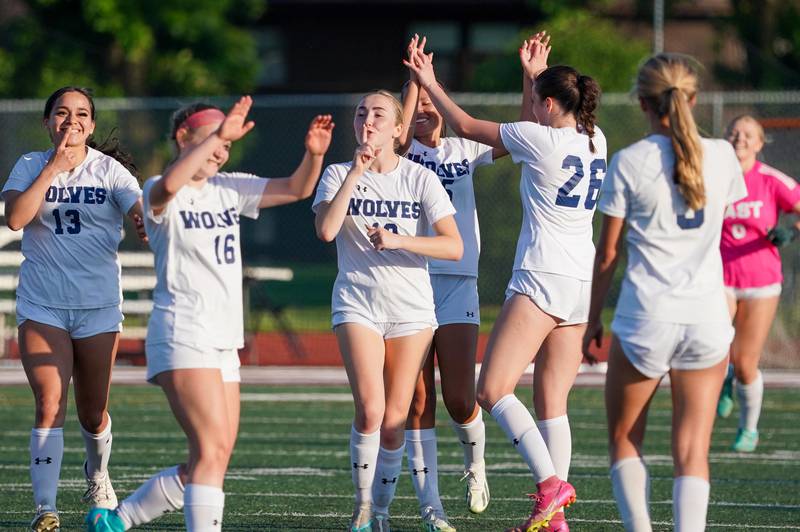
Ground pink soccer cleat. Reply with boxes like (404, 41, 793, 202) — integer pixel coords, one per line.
(506, 479, 576, 532)
(542, 510, 569, 532)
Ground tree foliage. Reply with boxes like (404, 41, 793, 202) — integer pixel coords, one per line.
(469, 9, 650, 93)
(0, 0, 267, 97)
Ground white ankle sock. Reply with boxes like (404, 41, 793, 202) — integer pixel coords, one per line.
(451, 409, 486, 471)
(81, 414, 112, 479)
(610, 457, 652, 532)
(536, 415, 571, 481)
(736, 371, 763, 432)
(350, 426, 380, 506)
(372, 444, 405, 515)
(491, 394, 555, 482)
(30, 427, 63, 510)
(184, 484, 224, 532)
(673, 476, 709, 532)
(406, 428, 442, 513)
(116, 465, 185, 529)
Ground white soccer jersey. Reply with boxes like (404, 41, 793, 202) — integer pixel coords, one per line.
(500, 122, 608, 280)
(143, 172, 268, 349)
(312, 157, 456, 323)
(406, 137, 493, 277)
(599, 135, 746, 324)
(2, 147, 142, 308)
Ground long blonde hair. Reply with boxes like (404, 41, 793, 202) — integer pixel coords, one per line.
(636, 54, 705, 210)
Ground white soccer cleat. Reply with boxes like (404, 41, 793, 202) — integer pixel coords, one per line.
(461, 466, 490, 514)
(81, 462, 118, 509)
(31, 505, 60, 532)
(421, 506, 457, 532)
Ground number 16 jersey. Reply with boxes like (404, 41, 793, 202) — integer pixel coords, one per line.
(500, 122, 608, 281)
(143, 172, 267, 350)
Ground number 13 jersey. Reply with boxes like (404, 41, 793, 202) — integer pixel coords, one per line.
(500, 122, 608, 280)
(143, 172, 267, 349)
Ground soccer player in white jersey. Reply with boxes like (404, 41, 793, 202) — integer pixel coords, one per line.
(86, 96, 333, 532)
(406, 33, 605, 532)
(313, 90, 462, 532)
(395, 34, 508, 531)
(3, 86, 146, 532)
(582, 54, 746, 532)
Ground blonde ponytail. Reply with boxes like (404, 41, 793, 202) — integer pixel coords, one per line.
(637, 54, 705, 210)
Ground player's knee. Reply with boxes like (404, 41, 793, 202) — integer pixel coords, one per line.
(34, 393, 66, 427)
(353, 402, 384, 433)
(476, 387, 500, 413)
(77, 409, 106, 434)
(379, 424, 405, 449)
(444, 395, 475, 424)
(196, 436, 233, 469)
(407, 388, 435, 421)
(733, 363, 757, 384)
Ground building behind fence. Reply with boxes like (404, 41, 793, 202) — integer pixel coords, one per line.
(1, 92, 798, 366)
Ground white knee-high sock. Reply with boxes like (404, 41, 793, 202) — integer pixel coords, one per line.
(406, 428, 442, 513)
(30, 427, 63, 510)
(184, 484, 224, 532)
(536, 415, 571, 481)
(673, 476, 709, 532)
(490, 394, 556, 482)
(737, 371, 763, 432)
(451, 409, 486, 472)
(610, 457, 652, 532)
(372, 444, 405, 515)
(116, 465, 185, 529)
(350, 426, 380, 506)
(81, 414, 113, 479)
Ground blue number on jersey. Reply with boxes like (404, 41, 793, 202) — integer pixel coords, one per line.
(52, 209, 81, 235)
(372, 222, 399, 234)
(556, 156, 606, 210)
(441, 178, 455, 201)
(214, 233, 236, 264)
(677, 208, 705, 229)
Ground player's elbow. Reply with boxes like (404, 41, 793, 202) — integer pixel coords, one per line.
(315, 223, 338, 243)
(444, 236, 463, 261)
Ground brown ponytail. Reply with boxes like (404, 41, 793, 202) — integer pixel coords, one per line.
(535, 66, 601, 153)
(636, 54, 705, 211)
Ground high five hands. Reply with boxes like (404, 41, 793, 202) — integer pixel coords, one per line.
(520, 31, 551, 80)
(403, 35, 436, 89)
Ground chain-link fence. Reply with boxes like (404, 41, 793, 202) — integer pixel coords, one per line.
(0, 92, 798, 365)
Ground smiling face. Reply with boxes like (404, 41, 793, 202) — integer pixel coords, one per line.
(414, 87, 444, 139)
(177, 120, 230, 178)
(353, 93, 403, 150)
(44, 91, 96, 147)
(727, 117, 764, 165)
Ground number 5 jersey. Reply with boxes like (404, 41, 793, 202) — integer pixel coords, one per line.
(142, 172, 267, 350)
(3, 148, 142, 308)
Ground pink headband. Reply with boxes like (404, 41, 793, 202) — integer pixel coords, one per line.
(179, 108, 225, 130)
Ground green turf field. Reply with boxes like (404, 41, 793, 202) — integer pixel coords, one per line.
(1, 384, 798, 530)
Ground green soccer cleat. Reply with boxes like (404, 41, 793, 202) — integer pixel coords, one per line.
(373, 511, 391, 532)
(717, 365, 735, 418)
(350, 503, 373, 532)
(732, 429, 759, 453)
(85, 508, 125, 532)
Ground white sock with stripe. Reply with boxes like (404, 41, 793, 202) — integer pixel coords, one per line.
(610, 457, 652, 532)
(30, 427, 63, 510)
(406, 428, 442, 513)
(672, 476, 709, 532)
(184, 484, 224, 532)
(116, 465, 184, 529)
(490, 394, 556, 482)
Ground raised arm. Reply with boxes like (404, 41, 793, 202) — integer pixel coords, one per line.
(397, 35, 425, 155)
(260, 115, 334, 208)
(365, 214, 463, 261)
(314, 144, 376, 242)
(149, 96, 255, 212)
(519, 32, 551, 123)
(404, 45, 503, 149)
(582, 214, 625, 361)
(5, 132, 76, 230)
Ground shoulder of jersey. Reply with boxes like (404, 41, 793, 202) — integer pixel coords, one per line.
(759, 162, 798, 189)
(21, 150, 49, 163)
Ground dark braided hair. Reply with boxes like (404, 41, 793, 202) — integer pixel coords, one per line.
(44, 86, 139, 179)
(535, 66, 601, 153)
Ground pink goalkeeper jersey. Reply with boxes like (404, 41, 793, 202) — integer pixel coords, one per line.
(721, 161, 800, 288)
